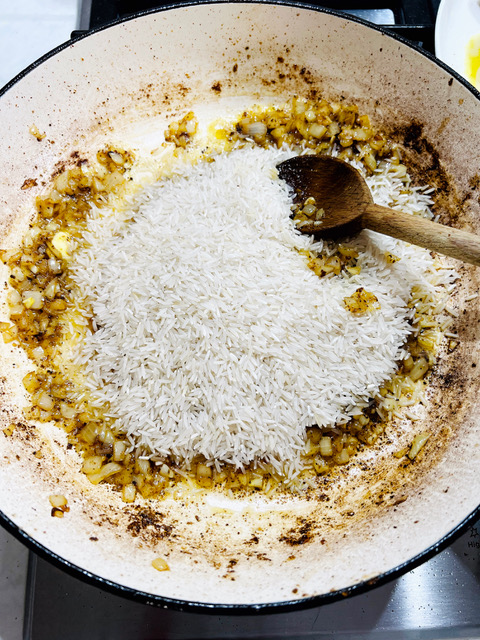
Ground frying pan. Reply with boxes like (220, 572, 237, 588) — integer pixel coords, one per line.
(0, 1, 479, 612)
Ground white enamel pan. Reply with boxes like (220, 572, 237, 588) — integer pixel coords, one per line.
(0, 1, 479, 612)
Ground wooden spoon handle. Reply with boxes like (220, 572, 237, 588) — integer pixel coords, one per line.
(363, 204, 480, 266)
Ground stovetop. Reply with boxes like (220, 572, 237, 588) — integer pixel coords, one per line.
(25, 2, 480, 638)
(78, 0, 442, 53)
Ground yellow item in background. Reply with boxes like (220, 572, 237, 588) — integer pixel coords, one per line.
(465, 33, 480, 89)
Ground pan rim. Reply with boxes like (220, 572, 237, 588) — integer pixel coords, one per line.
(1, 0, 480, 103)
(0, 0, 479, 613)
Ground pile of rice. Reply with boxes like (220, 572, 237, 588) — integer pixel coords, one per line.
(69, 146, 440, 479)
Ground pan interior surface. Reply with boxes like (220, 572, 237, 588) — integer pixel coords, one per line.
(0, 2, 479, 609)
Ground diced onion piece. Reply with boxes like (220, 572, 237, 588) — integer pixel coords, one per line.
(49, 494, 67, 508)
(196, 463, 212, 478)
(31, 346, 44, 361)
(44, 279, 59, 299)
(22, 290, 43, 309)
(122, 483, 136, 503)
(113, 441, 126, 462)
(152, 557, 170, 572)
(7, 289, 22, 305)
(36, 391, 54, 411)
(249, 475, 263, 489)
(313, 457, 328, 474)
(2, 325, 18, 343)
(309, 123, 327, 139)
(49, 299, 67, 312)
(82, 455, 104, 474)
(97, 425, 115, 444)
(80, 422, 98, 444)
(408, 432, 430, 460)
(356, 414, 369, 426)
(246, 122, 267, 137)
(59, 403, 76, 420)
(11, 266, 25, 282)
(51, 231, 71, 258)
(87, 462, 122, 485)
(108, 151, 125, 165)
(409, 357, 429, 382)
(2, 424, 15, 437)
(29, 124, 46, 140)
(136, 458, 150, 475)
(335, 449, 350, 465)
(346, 266, 361, 275)
(319, 436, 333, 457)
(48, 257, 62, 274)
(23, 371, 41, 393)
(159, 463, 170, 478)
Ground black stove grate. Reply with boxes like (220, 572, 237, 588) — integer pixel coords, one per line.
(79, 0, 441, 53)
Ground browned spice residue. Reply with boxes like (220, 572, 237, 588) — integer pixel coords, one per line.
(389, 119, 465, 223)
(279, 517, 316, 546)
(21, 178, 37, 190)
(127, 506, 174, 541)
(469, 174, 480, 190)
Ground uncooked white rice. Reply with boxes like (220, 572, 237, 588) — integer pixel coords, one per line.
(68, 145, 446, 479)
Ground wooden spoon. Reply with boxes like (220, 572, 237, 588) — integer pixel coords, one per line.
(278, 155, 480, 266)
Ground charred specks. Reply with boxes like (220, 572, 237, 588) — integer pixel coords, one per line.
(448, 77, 453, 87)
(280, 517, 316, 546)
(89, 536, 98, 541)
(232, 63, 238, 73)
(93, 513, 119, 529)
(389, 119, 463, 222)
(21, 178, 37, 190)
(439, 371, 456, 388)
(70, 150, 87, 167)
(401, 121, 437, 159)
(298, 67, 314, 85)
(51, 154, 85, 180)
(2, 417, 36, 443)
(469, 175, 480, 191)
(211, 82, 222, 93)
(127, 507, 174, 542)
